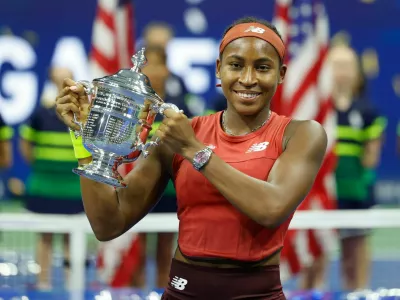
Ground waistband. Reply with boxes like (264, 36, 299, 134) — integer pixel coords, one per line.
(172, 257, 280, 273)
(177, 245, 282, 267)
(164, 259, 285, 300)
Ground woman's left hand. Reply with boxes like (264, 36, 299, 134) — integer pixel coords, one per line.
(154, 109, 204, 159)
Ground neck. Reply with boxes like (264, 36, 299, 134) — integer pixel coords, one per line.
(223, 106, 270, 136)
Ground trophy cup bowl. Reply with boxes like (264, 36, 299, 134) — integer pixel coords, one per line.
(70, 48, 180, 188)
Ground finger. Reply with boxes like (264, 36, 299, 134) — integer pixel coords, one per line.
(57, 86, 76, 99)
(63, 78, 77, 88)
(138, 111, 149, 120)
(56, 102, 79, 117)
(69, 83, 86, 97)
(55, 106, 81, 131)
(56, 95, 80, 108)
(157, 123, 168, 134)
(68, 83, 90, 109)
(56, 102, 80, 119)
(162, 108, 181, 118)
(161, 117, 173, 126)
(153, 129, 165, 144)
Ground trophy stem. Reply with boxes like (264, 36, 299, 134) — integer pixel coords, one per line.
(72, 150, 125, 188)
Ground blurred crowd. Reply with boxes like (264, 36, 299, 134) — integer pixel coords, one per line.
(0, 21, 398, 292)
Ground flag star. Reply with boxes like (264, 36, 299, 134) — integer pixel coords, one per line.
(290, 25, 299, 37)
(300, 3, 313, 17)
(301, 23, 313, 35)
(289, 7, 299, 19)
(289, 43, 300, 56)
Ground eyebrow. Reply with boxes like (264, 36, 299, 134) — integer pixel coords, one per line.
(225, 54, 275, 64)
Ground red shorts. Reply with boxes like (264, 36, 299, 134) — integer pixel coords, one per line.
(161, 259, 285, 300)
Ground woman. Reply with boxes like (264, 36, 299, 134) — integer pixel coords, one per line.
(56, 17, 327, 299)
(19, 66, 85, 290)
(329, 45, 386, 290)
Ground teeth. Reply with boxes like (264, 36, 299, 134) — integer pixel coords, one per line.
(237, 92, 259, 99)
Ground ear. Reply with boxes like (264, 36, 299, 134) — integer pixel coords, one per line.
(278, 64, 287, 84)
(216, 58, 221, 79)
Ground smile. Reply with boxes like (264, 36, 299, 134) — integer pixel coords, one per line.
(234, 91, 261, 100)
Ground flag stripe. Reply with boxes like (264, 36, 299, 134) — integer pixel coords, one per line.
(287, 47, 328, 116)
(274, 0, 337, 280)
(97, 7, 116, 30)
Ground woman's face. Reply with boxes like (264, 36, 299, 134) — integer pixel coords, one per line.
(329, 46, 359, 92)
(216, 37, 286, 116)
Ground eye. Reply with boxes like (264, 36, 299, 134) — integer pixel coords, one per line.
(229, 62, 242, 69)
(257, 65, 271, 71)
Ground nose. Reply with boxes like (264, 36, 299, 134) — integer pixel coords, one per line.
(238, 66, 257, 87)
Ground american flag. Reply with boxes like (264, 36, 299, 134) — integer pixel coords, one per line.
(89, 0, 135, 78)
(90, 0, 140, 287)
(272, 0, 337, 282)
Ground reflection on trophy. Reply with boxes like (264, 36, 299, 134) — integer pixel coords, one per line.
(71, 48, 180, 188)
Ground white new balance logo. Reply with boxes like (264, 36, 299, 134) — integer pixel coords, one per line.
(246, 142, 269, 153)
(171, 276, 188, 290)
(244, 26, 265, 34)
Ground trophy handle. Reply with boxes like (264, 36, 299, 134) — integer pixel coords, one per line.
(71, 80, 95, 138)
(118, 103, 183, 162)
(134, 102, 183, 157)
(138, 140, 159, 158)
(152, 102, 182, 115)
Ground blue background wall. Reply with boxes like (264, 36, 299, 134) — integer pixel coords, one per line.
(0, 0, 399, 202)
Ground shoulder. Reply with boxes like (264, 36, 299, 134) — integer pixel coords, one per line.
(284, 119, 327, 156)
(287, 119, 327, 142)
(190, 112, 221, 130)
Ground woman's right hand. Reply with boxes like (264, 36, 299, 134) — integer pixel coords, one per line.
(55, 78, 90, 131)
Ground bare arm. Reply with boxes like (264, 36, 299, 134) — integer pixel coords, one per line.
(0, 141, 12, 168)
(56, 78, 172, 241)
(184, 120, 327, 227)
(77, 143, 171, 241)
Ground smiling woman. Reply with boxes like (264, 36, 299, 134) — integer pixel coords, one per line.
(55, 16, 327, 300)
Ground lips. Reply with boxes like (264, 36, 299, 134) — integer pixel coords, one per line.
(234, 91, 262, 100)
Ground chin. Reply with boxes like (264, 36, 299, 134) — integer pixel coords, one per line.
(233, 103, 265, 116)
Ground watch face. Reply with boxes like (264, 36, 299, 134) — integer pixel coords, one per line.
(196, 151, 208, 164)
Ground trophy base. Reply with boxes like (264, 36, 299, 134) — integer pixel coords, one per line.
(73, 166, 126, 188)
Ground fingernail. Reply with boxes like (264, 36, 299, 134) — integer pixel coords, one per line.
(70, 86, 77, 91)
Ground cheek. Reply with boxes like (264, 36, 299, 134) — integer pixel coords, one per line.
(260, 73, 279, 91)
(220, 69, 237, 86)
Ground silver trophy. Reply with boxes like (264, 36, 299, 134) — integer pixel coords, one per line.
(71, 48, 180, 188)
